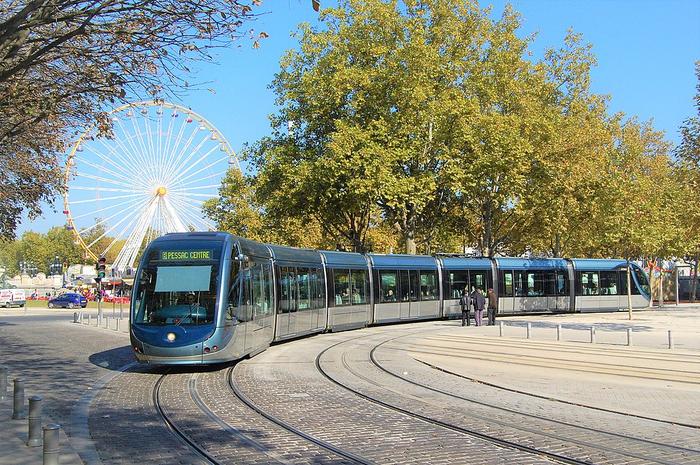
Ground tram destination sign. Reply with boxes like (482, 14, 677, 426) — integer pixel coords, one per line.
(159, 250, 214, 261)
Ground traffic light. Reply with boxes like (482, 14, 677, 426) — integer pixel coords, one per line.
(97, 256, 106, 280)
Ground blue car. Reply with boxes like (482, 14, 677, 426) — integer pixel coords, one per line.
(48, 293, 87, 309)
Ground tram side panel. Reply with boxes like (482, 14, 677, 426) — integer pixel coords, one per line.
(326, 267, 371, 331)
(273, 263, 326, 341)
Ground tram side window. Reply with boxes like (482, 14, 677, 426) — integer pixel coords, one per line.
(409, 270, 420, 301)
(513, 271, 527, 297)
(227, 259, 241, 322)
(525, 271, 546, 297)
(447, 270, 467, 299)
(334, 269, 350, 306)
(398, 270, 409, 302)
(600, 271, 618, 295)
(264, 264, 274, 315)
(555, 271, 568, 296)
(297, 268, 310, 310)
(420, 270, 438, 300)
(279, 267, 295, 313)
(380, 271, 398, 303)
(311, 268, 325, 309)
(351, 269, 367, 304)
(470, 271, 487, 295)
(578, 271, 599, 296)
(235, 268, 252, 323)
(501, 271, 513, 297)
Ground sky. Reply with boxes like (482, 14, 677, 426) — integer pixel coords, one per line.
(17, 0, 700, 236)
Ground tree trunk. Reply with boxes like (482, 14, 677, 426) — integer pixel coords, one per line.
(405, 204, 417, 255)
(691, 256, 698, 303)
(482, 199, 493, 258)
(553, 233, 562, 258)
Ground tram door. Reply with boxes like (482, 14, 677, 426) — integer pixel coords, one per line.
(241, 268, 254, 353)
(399, 270, 410, 319)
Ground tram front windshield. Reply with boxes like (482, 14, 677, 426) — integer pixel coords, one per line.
(133, 243, 222, 326)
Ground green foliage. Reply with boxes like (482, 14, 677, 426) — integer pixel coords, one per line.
(0, 226, 84, 275)
(205, 0, 690, 260)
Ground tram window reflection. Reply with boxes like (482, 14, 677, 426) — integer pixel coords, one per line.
(334, 269, 350, 306)
(351, 270, 367, 304)
(409, 270, 419, 302)
(399, 270, 409, 302)
(579, 271, 599, 296)
(600, 271, 618, 295)
(501, 271, 513, 297)
(447, 270, 467, 299)
(380, 271, 398, 303)
(420, 270, 437, 300)
(297, 268, 310, 310)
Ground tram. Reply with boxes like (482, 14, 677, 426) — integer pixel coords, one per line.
(129, 232, 651, 365)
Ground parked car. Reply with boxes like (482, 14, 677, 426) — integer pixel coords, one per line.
(0, 289, 26, 308)
(48, 293, 87, 309)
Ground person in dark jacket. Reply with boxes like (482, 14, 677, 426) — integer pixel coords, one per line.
(460, 287, 470, 326)
(487, 288, 497, 325)
(472, 287, 486, 326)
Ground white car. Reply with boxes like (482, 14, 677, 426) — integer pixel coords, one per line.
(0, 289, 26, 308)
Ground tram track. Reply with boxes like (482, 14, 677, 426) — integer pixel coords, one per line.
(369, 337, 700, 462)
(315, 336, 592, 465)
(316, 333, 699, 465)
(227, 364, 374, 465)
(153, 372, 219, 465)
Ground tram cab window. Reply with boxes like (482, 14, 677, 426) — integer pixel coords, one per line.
(446, 270, 467, 299)
(420, 270, 438, 301)
(501, 271, 513, 297)
(379, 271, 398, 303)
(351, 270, 367, 304)
(632, 267, 649, 295)
(600, 271, 618, 295)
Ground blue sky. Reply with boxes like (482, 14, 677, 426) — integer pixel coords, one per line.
(18, 0, 700, 235)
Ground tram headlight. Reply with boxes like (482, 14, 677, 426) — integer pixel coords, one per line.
(166, 332, 176, 342)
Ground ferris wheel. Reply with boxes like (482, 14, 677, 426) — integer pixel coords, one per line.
(63, 100, 238, 272)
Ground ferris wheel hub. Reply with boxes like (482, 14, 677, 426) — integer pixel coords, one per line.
(156, 186, 168, 197)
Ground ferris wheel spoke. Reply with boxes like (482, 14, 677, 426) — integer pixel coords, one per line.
(93, 132, 147, 179)
(143, 111, 160, 182)
(71, 196, 145, 220)
(92, 196, 157, 250)
(170, 153, 229, 188)
(168, 196, 213, 230)
(114, 117, 155, 182)
(160, 121, 202, 185)
(130, 112, 158, 183)
(161, 115, 190, 176)
(114, 200, 159, 270)
(162, 134, 212, 185)
(70, 192, 146, 205)
(77, 198, 147, 235)
(77, 171, 143, 190)
(170, 170, 228, 189)
(71, 186, 139, 193)
(169, 184, 221, 193)
(83, 142, 142, 185)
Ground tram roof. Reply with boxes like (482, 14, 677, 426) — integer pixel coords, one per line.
(571, 259, 628, 271)
(495, 257, 568, 270)
(368, 254, 438, 270)
(320, 251, 368, 268)
(233, 236, 272, 259)
(439, 257, 492, 270)
(266, 244, 322, 265)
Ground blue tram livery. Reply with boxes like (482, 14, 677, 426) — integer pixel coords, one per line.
(130, 232, 651, 365)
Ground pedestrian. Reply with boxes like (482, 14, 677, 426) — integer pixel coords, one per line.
(473, 287, 485, 326)
(487, 288, 497, 325)
(459, 287, 470, 327)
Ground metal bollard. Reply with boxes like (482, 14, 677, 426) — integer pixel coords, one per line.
(627, 328, 632, 346)
(73, 312, 78, 323)
(668, 330, 674, 349)
(557, 324, 561, 341)
(0, 365, 7, 401)
(105, 316, 109, 329)
(119, 306, 123, 320)
(87, 314, 91, 326)
(27, 396, 42, 446)
(42, 424, 60, 465)
(12, 378, 25, 419)
(115, 319, 120, 332)
(590, 326, 596, 343)
(526, 322, 531, 339)
(499, 321, 503, 337)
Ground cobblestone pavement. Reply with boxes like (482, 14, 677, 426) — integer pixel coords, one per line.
(2, 306, 700, 464)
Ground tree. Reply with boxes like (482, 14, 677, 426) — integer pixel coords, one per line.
(675, 61, 700, 301)
(0, 0, 263, 239)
